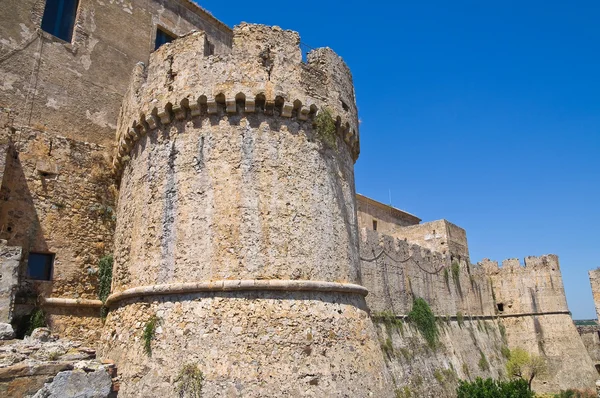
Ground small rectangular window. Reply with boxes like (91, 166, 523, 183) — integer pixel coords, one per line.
(372, 220, 378, 231)
(155, 28, 176, 50)
(27, 253, 54, 281)
(41, 0, 80, 42)
(497, 303, 504, 313)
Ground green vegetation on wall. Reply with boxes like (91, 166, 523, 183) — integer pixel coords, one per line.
(143, 316, 159, 356)
(456, 378, 533, 398)
(26, 308, 46, 336)
(407, 297, 439, 348)
(174, 363, 204, 398)
(313, 107, 337, 149)
(98, 254, 114, 318)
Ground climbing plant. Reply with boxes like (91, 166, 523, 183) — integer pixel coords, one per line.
(407, 297, 439, 348)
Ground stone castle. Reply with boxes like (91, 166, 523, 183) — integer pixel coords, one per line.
(0, 0, 598, 396)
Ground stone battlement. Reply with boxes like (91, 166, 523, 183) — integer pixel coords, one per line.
(479, 254, 560, 274)
(114, 24, 359, 175)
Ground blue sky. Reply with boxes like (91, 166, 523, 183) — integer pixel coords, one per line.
(198, 1, 600, 319)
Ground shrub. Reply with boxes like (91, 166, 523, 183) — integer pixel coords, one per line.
(554, 389, 597, 398)
(407, 297, 439, 348)
(174, 363, 204, 398)
(26, 308, 46, 336)
(456, 377, 533, 398)
(313, 107, 337, 149)
(98, 254, 114, 318)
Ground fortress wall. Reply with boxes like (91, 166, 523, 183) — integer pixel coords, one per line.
(360, 228, 496, 317)
(589, 269, 600, 320)
(0, 127, 115, 342)
(102, 24, 393, 397)
(0, 0, 231, 146)
(483, 256, 597, 392)
(377, 319, 508, 398)
(481, 256, 568, 314)
(0, 241, 22, 323)
(391, 220, 470, 260)
(356, 194, 420, 238)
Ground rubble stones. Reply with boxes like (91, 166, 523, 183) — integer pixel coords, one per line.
(32, 368, 112, 398)
(0, 323, 14, 340)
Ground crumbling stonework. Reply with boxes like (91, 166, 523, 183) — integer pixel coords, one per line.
(0, 328, 117, 397)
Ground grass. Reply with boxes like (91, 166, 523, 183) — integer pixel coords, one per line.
(373, 310, 404, 335)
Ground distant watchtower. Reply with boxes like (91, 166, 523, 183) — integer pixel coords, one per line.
(102, 24, 392, 397)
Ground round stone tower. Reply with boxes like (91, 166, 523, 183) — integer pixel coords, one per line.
(102, 24, 392, 397)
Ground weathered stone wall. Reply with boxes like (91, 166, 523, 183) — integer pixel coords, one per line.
(483, 257, 597, 392)
(391, 219, 470, 260)
(360, 228, 494, 317)
(577, 325, 600, 371)
(103, 291, 391, 397)
(0, 127, 115, 342)
(102, 23, 389, 396)
(0, 0, 232, 146)
(376, 319, 508, 397)
(356, 194, 420, 237)
(360, 228, 596, 394)
(589, 270, 600, 321)
(0, 241, 22, 323)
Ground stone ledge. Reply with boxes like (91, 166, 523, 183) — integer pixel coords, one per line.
(106, 279, 369, 306)
(41, 297, 103, 308)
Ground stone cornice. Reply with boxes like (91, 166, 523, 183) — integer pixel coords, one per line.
(113, 94, 359, 178)
(105, 279, 369, 306)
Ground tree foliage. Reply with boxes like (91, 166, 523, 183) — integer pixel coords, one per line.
(506, 347, 547, 391)
(456, 377, 533, 398)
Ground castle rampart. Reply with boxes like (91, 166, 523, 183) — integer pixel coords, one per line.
(102, 24, 392, 397)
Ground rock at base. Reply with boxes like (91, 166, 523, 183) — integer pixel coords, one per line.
(0, 322, 15, 340)
(32, 368, 112, 398)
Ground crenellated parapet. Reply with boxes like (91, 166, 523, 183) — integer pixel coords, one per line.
(113, 24, 360, 176)
(479, 254, 560, 274)
(481, 254, 568, 315)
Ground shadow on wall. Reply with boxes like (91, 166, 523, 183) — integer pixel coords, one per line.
(0, 143, 50, 331)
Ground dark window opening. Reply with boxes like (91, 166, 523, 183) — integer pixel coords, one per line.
(27, 252, 54, 281)
(372, 220, 378, 231)
(597, 331, 600, 340)
(41, 0, 80, 42)
(497, 303, 504, 312)
(595, 364, 600, 375)
(155, 28, 176, 50)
